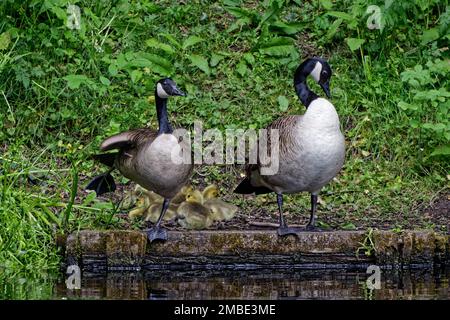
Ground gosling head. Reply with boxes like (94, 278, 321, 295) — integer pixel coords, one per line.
(203, 185, 219, 200)
(185, 190, 204, 204)
(294, 57, 332, 98)
(156, 78, 186, 99)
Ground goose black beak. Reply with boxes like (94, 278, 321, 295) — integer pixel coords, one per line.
(172, 87, 186, 96)
(320, 82, 331, 99)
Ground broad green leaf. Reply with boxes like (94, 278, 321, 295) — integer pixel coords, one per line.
(326, 18, 343, 39)
(182, 36, 204, 50)
(277, 95, 289, 111)
(189, 54, 210, 75)
(258, 37, 297, 56)
(140, 53, 174, 74)
(0, 32, 11, 51)
(145, 38, 175, 55)
(270, 21, 304, 35)
(63, 74, 89, 89)
(422, 123, 446, 132)
(236, 61, 247, 77)
(320, 0, 333, 10)
(159, 33, 182, 49)
(108, 63, 118, 76)
(341, 222, 357, 230)
(346, 37, 365, 51)
(130, 69, 142, 83)
(430, 145, 450, 157)
(327, 11, 354, 22)
(243, 52, 255, 65)
(51, 6, 67, 21)
(210, 53, 225, 67)
(99, 76, 111, 86)
(421, 28, 440, 45)
(398, 101, 419, 111)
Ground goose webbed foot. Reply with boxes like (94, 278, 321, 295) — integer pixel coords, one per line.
(146, 227, 168, 242)
(277, 226, 299, 237)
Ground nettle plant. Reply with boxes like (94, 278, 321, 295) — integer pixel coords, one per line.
(398, 59, 450, 158)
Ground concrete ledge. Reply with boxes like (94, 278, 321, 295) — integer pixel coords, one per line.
(65, 230, 450, 272)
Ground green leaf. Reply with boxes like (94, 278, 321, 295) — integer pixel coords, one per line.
(182, 36, 204, 50)
(258, 37, 297, 56)
(51, 6, 67, 21)
(145, 38, 175, 55)
(243, 52, 255, 65)
(346, 38, 365, 51)
(210, 53, 225, 67)
(236, 61, 248, 77)
(326, 18, 343, 39)
(430, 145, 450, 157)
(0, 32, 11, 51)
(270, 21, 304, 35)
(422, 123, 446, 132)
(159, 33, 182, 49)
(327, 11, 354, 22)
(63, 74, 89, 89)
(130, 70, 142, 83)
(341, 222, 357, 230)
(421, 28, 440, 45)
(140, 53, 174, 75)
(108, 63, 118, 76)
(277, 95, 289, 111)
(398, 101, 419, 111)
(99, 76, 111, 86)
(189, 54, 210, 75)
(320, 0, 333, 10)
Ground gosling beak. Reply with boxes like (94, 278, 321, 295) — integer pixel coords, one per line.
(320, 82, 331, 99)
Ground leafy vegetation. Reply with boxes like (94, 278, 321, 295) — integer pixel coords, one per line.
(0, 0, 449, 296)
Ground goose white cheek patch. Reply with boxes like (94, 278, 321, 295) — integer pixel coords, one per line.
(310, 62, 322, 83)
(157, 83, 170, 98)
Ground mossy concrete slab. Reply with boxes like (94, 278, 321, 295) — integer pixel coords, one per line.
(65, 230, 450, 272)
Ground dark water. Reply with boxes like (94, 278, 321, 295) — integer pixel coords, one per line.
(50, 268, 450, 300)
(2, 268, 448, 300)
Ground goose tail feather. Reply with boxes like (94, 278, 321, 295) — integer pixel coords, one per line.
(86, 172, 116, 196)
(234, 177, 272, 195)
(92, 153, 118, 167)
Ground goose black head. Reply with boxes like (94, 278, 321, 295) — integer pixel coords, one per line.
(294, 57, 332, 98)
(156, 78, 186, 99)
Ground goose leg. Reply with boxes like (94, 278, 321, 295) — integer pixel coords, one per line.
(276, 193, 298, 237)
(146, 198, 170, 242)
(306, 194, 319, 231)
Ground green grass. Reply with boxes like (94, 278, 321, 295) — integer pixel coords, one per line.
(0, 0, 449, 287)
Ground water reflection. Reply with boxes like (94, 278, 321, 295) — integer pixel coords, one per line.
(54, 268, 450, 300)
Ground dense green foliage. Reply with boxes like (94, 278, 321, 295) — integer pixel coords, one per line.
(0, 0, 449, 294)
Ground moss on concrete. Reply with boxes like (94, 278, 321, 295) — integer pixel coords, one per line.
(65, 230, 450, 270)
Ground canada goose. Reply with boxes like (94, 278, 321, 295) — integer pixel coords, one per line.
(234, 57, 345, 235)
(202, 185, 238, 221)
(86, 78, 192, 242)
(177, 190, 213, 229)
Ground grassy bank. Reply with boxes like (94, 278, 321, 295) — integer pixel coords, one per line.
(0, 0, 449, 279)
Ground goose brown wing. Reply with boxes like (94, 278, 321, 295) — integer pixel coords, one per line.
(100, 128, 158, 151)
(244, 115, 301, 172)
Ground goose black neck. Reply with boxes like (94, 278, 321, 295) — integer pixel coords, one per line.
(155, 92, 173, 134)
(294, 81, 318, 108)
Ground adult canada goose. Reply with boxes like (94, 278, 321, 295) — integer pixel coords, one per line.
(86, 78, 192, 242)
(234, 57, 345, 236)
